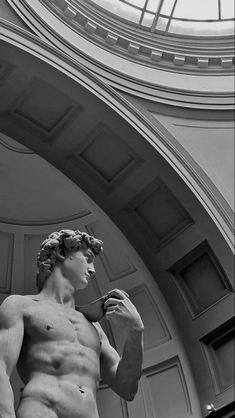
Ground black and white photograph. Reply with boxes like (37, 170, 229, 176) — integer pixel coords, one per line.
(0, 1, 234, 417)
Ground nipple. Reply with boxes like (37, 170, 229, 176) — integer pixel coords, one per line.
(78, 386, 85, 394)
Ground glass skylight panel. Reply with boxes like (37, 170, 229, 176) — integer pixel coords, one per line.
(160, 0, 176, 15)
(173, 0, 219, 20)
(90, 0, 141, 23)
(125, 0, 146, 8)
(156, 17, 169, 31)
(168, 19, 233, 36)
(147, 0, 162, 13)
(88, 0, 235, 36)
(141, 12, 155, 27)
(220, 0, 234, 19)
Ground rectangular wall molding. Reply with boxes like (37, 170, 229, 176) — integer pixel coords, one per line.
(86, 221, 137, 281)
(142, 356, 192, 418)
(128, 284, 171, 350)
(0, 231, 14, 294)
(24, 233, 46, 294)
(97, 383, 129, 418)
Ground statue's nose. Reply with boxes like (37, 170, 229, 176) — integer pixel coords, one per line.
(88, 267, 95, 278)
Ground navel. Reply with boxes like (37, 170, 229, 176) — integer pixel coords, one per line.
(45, 324, 54, 331)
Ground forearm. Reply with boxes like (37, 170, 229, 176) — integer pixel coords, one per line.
(115, 328, 144, 400)
(0, 368, 16, 418)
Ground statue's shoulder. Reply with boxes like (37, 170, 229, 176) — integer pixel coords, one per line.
(1, 294, 24, 307)
(0, 295, 26, 328)
(0, 294, 32, 316)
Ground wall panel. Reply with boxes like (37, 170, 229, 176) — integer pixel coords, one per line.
(142, 357, 192, 418)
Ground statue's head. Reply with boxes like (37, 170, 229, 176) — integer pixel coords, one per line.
(36, 229, 103, 291)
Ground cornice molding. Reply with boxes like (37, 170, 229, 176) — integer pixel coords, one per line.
(0, 211, 91, 226)
(44, 0, 234, 74)
(4, 0, 234, 106)
(0, 134, 34, 154)
(0, 20, 234, 251)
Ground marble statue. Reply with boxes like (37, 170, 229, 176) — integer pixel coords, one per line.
(0, 229, 144, 418)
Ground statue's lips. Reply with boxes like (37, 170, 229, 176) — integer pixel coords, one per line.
(76, 295, 108, 322)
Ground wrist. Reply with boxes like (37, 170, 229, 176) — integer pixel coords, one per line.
(132, 318, 144, 332)
(128, 324, 144, 336)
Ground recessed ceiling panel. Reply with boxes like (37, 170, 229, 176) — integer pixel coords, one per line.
(10, 77, 80, 137)
(169, 241, 232, 316)
(126, 178, 192, 250)
(69, 123, 142, 192)
(136, 188, 185, 239)
(81, 132, 133, 182)
(201, 319, 235, 392)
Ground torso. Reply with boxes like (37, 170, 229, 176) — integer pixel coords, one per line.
(16, 296, 101, 418)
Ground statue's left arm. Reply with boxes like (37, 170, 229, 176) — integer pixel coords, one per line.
(97, 289, 144, 401)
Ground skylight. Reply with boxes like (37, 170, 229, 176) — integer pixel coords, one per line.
(88, 0, 235, 36)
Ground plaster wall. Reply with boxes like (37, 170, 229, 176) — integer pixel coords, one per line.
(151, 115, 234, 210)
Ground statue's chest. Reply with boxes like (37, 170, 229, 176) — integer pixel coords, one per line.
(24, 303, 100, 348)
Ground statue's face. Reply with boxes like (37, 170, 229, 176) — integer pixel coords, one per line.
(62, 247, 96, 290)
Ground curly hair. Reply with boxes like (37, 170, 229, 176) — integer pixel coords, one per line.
(36, 229, 103, 291)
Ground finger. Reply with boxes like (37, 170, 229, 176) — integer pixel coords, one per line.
(107, 289, 129, 300)
(105, 308, 118, 319)
(105, 305, 117, 313)
(108, 289, 129, 298)
(104, 298, 122, 308)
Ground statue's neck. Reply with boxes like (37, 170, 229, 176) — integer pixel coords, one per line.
(39, 272, 75, 308)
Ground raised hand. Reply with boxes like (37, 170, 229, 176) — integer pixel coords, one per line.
(104, 289, 144, 334)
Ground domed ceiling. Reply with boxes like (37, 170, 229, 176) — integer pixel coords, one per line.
(88, 0, 235, 36)
(4, 0, 234, 100)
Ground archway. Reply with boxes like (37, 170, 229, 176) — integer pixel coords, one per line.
(0, 32, 233, 416)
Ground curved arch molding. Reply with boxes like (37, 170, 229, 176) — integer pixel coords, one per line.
(0, 17, 234, 414)
(0, 21, 233, 251)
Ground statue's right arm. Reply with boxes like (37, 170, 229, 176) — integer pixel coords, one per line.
(0, 295, 24, 418)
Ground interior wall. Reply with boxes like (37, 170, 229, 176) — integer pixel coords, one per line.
(0, 152, 202, 417)
(149, 114, 234, 210)
(0, 3, 234, 417)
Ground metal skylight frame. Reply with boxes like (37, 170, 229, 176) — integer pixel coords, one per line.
(88, 0, 235, 36)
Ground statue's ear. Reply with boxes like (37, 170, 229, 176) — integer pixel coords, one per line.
(56, 247, 66, 261)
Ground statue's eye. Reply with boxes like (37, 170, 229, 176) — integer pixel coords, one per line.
(85, 250, 94, 263)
